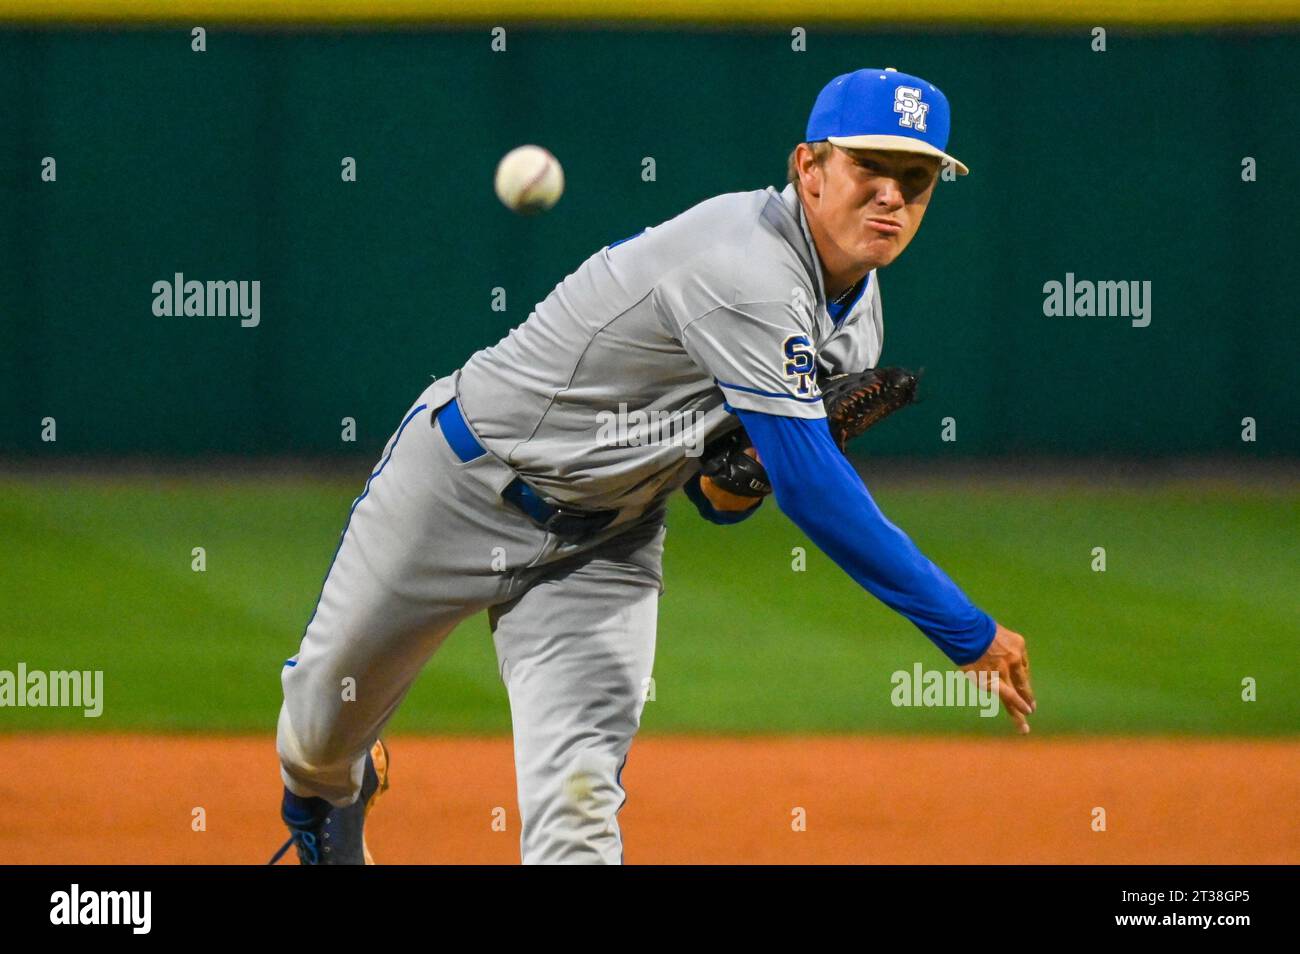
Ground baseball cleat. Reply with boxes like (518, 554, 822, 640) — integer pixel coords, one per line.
(269, 739, 390, 865)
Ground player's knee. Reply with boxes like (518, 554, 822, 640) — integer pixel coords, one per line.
(561, 767, 602, 816)
(519, 753, 624, 864)
(557, 750, 623, 819)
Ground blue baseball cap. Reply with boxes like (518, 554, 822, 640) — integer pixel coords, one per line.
(805, 67, 968, 175)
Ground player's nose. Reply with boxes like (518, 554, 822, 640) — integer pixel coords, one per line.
(873, 178, 906, 210)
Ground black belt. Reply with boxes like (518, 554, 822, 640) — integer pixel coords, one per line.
(435, 398, 618, 542)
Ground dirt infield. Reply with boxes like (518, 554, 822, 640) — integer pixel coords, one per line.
(1, 734, 1294, 864)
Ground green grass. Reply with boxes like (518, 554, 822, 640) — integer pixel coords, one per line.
(1, 473, 1295, 736)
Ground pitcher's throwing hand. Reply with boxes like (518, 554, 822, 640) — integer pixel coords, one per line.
(963, 624, 1036, 734)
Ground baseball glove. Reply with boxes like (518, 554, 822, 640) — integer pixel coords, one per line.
(698, 367, 919, 503)
(819, 366, 920, 452)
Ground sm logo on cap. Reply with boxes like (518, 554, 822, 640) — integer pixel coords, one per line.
(893, 86, 930, 132)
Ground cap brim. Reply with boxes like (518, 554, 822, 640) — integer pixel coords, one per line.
(826, 134, 969, 176)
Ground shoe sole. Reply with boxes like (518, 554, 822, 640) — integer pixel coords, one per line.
(362, 739, 390, 866)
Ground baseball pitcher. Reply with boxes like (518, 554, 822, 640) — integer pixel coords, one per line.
(272, 67, 1036, 865)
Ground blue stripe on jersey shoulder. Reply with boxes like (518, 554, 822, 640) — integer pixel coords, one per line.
(608, 228, 645, 249)
(715, 378, 823, 403)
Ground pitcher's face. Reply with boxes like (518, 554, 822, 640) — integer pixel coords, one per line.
(799, 145, 941, 270)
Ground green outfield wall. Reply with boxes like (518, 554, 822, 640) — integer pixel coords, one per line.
(2, 27, 1296, 457)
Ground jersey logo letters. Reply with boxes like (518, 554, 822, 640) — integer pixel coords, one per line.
(893, 86, 929, 132)
(782, 335, 817, 395)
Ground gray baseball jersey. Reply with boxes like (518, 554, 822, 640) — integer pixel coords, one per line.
(279, 181, 887, 864)
(457, 182, 883, 512)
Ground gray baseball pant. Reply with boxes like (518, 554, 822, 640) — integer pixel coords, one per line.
(277, 375, 664, 864)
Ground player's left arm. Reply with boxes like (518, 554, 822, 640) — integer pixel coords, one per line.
(737, 407, 1036, 732)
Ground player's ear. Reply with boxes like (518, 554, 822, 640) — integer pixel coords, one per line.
(796, 143, 825, 200)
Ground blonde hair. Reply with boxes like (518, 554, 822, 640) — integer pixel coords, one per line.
(787, 141, 835, 187)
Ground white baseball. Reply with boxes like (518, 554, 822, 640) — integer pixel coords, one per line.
(494, 145, 565, 215)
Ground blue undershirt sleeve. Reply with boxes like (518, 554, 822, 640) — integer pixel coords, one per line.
(735, 408, 995, 665)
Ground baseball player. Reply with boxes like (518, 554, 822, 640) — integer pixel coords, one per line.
(272, 67, 1036, 865)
